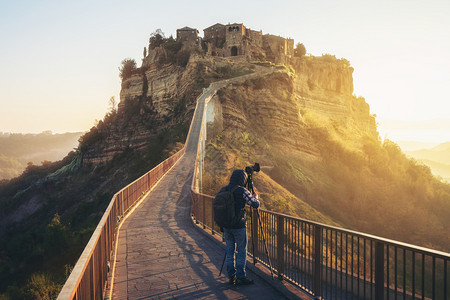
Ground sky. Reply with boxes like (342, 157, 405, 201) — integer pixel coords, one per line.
(0, 0, 449, 143)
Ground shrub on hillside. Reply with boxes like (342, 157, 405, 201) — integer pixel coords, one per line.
(294, 43, 306, 57)
(119, 58, 137, 80)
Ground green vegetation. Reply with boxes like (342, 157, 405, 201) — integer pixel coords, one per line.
(213, 62, 254, 79)
(319, 53, 351, 67)
(118, 58, 137, 80)
(148, 31, 191, 67)
(294, 43, 306, 57)
(0, 154, 22, 180)
(202, 131, 337, 225)
(0, 126, 189, 299)
(303, 53, 351, 68)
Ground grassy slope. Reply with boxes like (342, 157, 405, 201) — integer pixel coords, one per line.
(202, 132, 337, 226)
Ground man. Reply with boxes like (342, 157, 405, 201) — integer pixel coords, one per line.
(221, 169, 260, 285)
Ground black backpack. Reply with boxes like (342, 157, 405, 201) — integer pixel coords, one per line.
(213, 185, 240, 228)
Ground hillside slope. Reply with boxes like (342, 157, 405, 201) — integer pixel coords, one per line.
(203, 63, 450, 253)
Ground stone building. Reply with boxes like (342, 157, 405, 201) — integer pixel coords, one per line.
(179, 22, 295, 63)
(176, 26, 199, 44)
(203, 23, 227, 56)
(262, 34, 294, 64)
(224, 23, 262, 57)
(203, 23, 226, 46)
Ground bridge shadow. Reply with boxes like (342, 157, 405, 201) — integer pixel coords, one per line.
(153, 155, 281, 299)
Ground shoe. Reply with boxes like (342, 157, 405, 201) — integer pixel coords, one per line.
(229, 274, 236, 285)
(235, 277, 254, 285)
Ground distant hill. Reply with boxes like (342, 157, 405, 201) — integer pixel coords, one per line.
(0, 131, 83, 180)
(396, 140, 440, 151)
(405, 142, 450, 182)
(418, 159, 450, 183)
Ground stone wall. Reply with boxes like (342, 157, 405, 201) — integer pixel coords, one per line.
(176, 27, 199, 43)
(225, 23, 245, 56)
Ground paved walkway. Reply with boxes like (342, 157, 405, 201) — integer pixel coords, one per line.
(112, 154, 287, 299)
(112, 82, 289, 299)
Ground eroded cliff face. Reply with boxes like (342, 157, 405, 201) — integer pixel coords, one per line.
(214, 59, 377, 161)
(81, 52, 253, 166)
(82, 47, 376, 168)
(204, 58, 379, 222)
(292, 58, 376, 135)
(82, 54, 206, 166)
(292, 57, 354, 95)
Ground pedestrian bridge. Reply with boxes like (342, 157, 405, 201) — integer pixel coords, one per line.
(58, 74, 450, 300)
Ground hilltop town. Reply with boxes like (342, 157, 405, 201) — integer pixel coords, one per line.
(172, 23, 297, 64)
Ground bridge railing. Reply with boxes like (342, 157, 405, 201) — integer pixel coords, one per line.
(57, 148, 184, 299)
(190, 86, 450, 299)
(190, 194, 450, 299)
(58, 83, 211, 299)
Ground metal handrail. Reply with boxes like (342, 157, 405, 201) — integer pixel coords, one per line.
(57, 148, 184, 299)
(191, 191, 450, 299)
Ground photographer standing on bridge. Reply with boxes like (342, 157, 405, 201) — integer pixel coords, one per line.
(216, 169, 260, 285)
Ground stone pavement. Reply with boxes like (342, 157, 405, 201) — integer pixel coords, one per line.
(111, 153, 288, 299)
(111, 77, 307, 299)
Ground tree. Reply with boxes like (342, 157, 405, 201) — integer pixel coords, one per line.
(143, 46, 147, 59)
(118, 58, 136, 80)
(108, 96, 117, 113)
(294, 43, 306, 57)
(149, 29, 166, 49)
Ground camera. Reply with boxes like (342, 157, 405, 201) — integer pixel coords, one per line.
(245, 163, 260, 175)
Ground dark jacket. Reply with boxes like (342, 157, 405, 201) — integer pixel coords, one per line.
(223, 169, 260, 229)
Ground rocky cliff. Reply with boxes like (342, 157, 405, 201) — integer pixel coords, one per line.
(82, 55, 202, 165)
(203, 56, 450, 252)
(210, 59, 376, 161)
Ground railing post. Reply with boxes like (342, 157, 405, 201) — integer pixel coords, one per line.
(313, 225, 322, 298)
(202, 195, 206, 229)
(252, 208, 258, 265)
(211, 199, 215, 235)
(375, 241, 385, 300)
(120, 193, 124, 216)
(277, 215, 284, 280)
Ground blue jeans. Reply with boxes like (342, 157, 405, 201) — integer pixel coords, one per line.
(223, 227, 247, 279)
